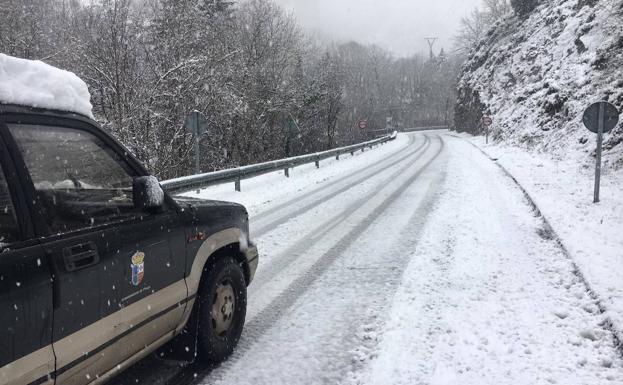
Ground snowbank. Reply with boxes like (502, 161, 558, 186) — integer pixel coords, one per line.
(0, 54, 94, 118)
(465, 133, 623, 344)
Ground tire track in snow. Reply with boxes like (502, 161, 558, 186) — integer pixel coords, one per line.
(247, 135, 433, 293)
(251, 134, 417, 225)
(189, 136, 446, 385)
(344, 213, 458, 385)
(335, 166, 450, 384)
(251, 134, 424, 237)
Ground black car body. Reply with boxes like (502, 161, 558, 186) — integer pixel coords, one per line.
(0, 104, 258, 385)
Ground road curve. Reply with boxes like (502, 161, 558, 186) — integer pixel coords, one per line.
(110, 132, 443, 385)
(111, 132, 623, 385)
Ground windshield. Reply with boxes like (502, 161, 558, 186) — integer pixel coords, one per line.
(9, 124, 140, 232)
(9, 124, 134, 191)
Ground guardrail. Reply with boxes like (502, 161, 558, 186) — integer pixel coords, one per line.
(401, 126, 449, 132)
(161, 131, 398, 193)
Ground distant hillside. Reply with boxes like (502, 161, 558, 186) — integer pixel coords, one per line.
(455, 0, 623, 169)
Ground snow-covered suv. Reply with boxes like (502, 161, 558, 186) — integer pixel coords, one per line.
(0, 54, 258, 385)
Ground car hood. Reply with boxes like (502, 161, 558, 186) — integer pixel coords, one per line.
(173, 195, 246, 212)
(172, 195, 248, 226)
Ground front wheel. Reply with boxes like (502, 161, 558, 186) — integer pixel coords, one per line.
(197, 256, 247, 363)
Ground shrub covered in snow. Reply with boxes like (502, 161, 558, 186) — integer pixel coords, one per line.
(455, 0, 623, 169)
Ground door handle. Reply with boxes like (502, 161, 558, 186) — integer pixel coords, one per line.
(62, 242, 100, 272)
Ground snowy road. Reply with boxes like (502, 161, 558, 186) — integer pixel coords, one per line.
(112, 132, 623, 385)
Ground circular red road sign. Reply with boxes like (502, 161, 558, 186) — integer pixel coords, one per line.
(358, 119, 368, 130)
(482, 116, 493, 127)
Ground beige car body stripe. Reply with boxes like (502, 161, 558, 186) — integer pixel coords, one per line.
(58, 228, 245, 384)
(0, 345, 54, 385)
(89, 329, 177, 385)
(54, 279, 187, 385)
(2, 228, 248, 385)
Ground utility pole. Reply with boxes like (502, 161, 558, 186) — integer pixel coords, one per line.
(425, 37, 438, 60)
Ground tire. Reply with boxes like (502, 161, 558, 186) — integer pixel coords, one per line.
(197, 256, 247, 364)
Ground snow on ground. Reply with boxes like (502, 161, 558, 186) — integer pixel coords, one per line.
(349, 134, 622, 385)
(176, 132, 623, 385)
(195, 133, 447, 385)
(463, 133, 623, 343)
(0, 54, 94, 118)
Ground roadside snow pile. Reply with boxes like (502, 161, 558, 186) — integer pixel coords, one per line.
(455, 0, 623, 169)
(465, 133, 623, 347)
(0, 54, 94, 118)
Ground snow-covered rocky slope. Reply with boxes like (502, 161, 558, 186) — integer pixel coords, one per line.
(455, 0, 623, 170)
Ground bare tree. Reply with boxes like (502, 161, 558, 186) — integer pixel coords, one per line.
(0, 0, 60, 59)
(453, 0, 512, 54)
(0, 0, 463, 178)
(483, 0, 512, 21)
(454, 8, 488, 54)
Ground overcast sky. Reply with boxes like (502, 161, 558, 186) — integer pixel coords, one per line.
(271, 0, 481, 57)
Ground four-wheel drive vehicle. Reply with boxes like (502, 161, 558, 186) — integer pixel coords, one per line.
(0, 55, 258, 385)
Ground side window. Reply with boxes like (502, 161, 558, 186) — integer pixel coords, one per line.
(9, 124, 143, 233)
(0, 166, 19, 244)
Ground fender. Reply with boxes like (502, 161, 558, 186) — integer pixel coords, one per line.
(186, 227, 247, 298)
(160, 228, 257, 362)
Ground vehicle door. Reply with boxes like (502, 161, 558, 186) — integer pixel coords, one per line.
(5, 119, 187, 384)
(0, 126, 54, 385)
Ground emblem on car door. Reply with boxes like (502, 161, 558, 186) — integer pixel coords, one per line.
(130, 251, 145, 286)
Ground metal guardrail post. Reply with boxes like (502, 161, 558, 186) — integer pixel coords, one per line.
(284, 168, 290, 178)
(315, 157, 320, 169)
(235, 177, 241, 192)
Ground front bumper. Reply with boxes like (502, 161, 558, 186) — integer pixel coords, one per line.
(245, 244, 259, 285)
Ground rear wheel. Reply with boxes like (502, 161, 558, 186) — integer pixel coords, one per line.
(197, 256, 247, 363)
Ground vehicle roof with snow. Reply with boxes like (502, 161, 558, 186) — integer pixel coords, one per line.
(0, 54, 94, 119)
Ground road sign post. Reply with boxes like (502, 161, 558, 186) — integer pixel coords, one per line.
(582, 101, 620, 203)
(386, 116, 393, 135)
(193, 114, 200, 174)
(594, 103, 605, 203)
(481, 116, 493, 144)
(184, 110, 209, 176)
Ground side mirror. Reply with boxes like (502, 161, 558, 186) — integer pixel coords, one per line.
(133, 176, 165, 210)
